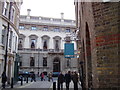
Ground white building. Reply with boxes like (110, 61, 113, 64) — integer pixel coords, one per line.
(18, 9, 78, 75)
(0, 0, 22, 84)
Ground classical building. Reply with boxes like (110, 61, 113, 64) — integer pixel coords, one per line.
(0, 0, 22, 84)
(18, 9, 78, 75)
(75, 1, 120, 89)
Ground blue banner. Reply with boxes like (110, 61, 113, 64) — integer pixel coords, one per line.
(64, 43, 74, 58)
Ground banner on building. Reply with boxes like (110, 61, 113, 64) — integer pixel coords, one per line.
(64, 43, 74, 58)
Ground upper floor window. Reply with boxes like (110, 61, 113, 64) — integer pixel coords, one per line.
(31, 26, 37, 30)
(54, 28, 60, 32)
(55, 40, 59, 51)
(2, 25, 6, 45)
(43, 40, 47, 50)
(65, 29, 71, 33)
(18, 38, 23, 50)
(19, 26, 25, 30)
(2, 1, 9, 16)
(31, 39, 36, 48)
(9, 31, 13, 48)
(10, 7, 15, 22)
(43, 27, 48, 31)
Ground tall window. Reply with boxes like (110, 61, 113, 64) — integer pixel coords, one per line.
(31, 39, 36, 48)
(55, 40, 59, 51)
(10, 7, 15, 22)
(2, 1, 9, 16)
(2, 25, 6, 45)
(43, 57, 47, 66)
(30, 57, 35, 66)
(18, 39, 23, 50)
(43, 40, 47, 50)
(9, 31, 13, 48)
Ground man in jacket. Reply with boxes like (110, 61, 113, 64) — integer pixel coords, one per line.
(65, 71, 71, 90)
(58, 72, 65, 90)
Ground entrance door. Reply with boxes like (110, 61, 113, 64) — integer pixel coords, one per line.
(53, 57, 60, 72)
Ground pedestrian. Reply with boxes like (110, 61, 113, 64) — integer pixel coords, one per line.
(72, 71, 79, 90)
(58, 72, 65, 90)
(1, 72, 7, 88)
(48, 72, 53, 82)
(40, 72, 45, 81)
(65, 71, 71, 90)
(31, 73, 36, 82)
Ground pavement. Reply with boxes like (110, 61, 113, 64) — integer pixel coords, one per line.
(0, 77, 82, 89)
(50, 80, 82, 89)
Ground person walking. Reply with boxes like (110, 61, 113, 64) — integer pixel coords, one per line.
(31, 73, 36, 82)
(40, 72, 45, 81)
(65, 71, 71, 90)
(1, 72, 7, 88)
(58, 72, 65, 90)
(48, 72, 53, 82)
(72, 71, 79, 90)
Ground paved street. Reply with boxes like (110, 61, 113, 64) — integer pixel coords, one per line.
(17, 81, 52, 89)
(0, 77, 82, 89)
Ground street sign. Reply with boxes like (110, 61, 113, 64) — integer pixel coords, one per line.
(64, 43, 74, 58)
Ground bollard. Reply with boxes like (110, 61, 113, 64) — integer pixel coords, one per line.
(53, 82, 56, 90)
(21, 76, 23, 85)
(11, 77, 13, 88)
(26, 76, 28, 83)
(57, 81, 60, 90)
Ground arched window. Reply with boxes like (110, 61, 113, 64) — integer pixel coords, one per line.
(55, 40, 59, 51)
(41, 35, 50, 51)
(43, 40, 47, 50)
(18, 40, 23, 50)
(31, 39, 35, 48)
(53, 36, 61, 51)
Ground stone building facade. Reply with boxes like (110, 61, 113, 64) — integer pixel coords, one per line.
(0, 0, 22, 84)
(18, 10, 78, 75)
(75, 1, 120, 89)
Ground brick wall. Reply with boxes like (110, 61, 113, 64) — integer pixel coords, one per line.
(92, 2, 120, 88)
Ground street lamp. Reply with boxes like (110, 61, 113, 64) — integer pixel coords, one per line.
(37, 48, 40, 76)
(2, 2, 12, 88)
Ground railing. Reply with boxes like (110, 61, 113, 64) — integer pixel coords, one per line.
(18, 48, 64, 53)
(20, 15, 76, 26)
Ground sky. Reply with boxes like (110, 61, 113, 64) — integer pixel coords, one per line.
(20, 0, 75, 20)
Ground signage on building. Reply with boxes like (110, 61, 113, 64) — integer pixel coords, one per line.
(64, 43, 74, 58)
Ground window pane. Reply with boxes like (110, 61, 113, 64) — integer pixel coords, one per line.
(65, 29, 70, 32)
(31, 26, 37, 30)
(19, 26, 24, 30)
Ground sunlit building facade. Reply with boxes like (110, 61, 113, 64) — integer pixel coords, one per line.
(18, 9, 78, 75)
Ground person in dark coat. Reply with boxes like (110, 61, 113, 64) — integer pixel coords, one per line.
(65, 71, 71, 90)
(58, 72, 65, 90)
(31, 73, 36, 82)
(1, 72, 7, 88)
(72, 71, 79, 90)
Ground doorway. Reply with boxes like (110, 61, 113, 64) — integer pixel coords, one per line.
(53, 57, 60, 72)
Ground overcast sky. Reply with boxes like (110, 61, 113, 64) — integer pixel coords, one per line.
(20, 0, 75, 20)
